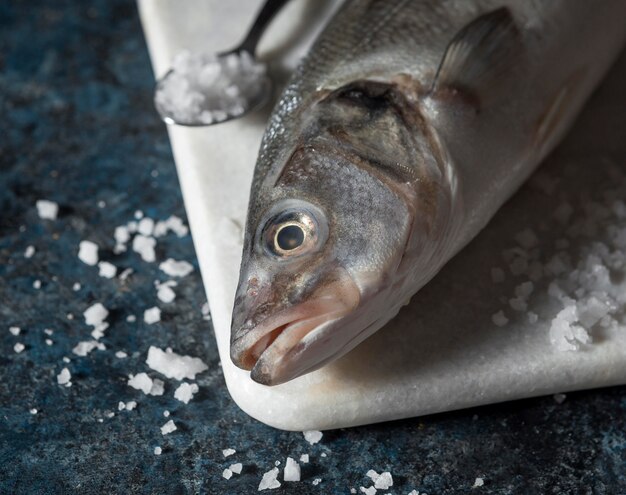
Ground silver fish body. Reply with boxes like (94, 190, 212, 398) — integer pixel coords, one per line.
(231, 0, 626, 385)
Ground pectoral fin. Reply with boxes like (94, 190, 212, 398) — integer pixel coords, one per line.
(431, 7, 522, 107)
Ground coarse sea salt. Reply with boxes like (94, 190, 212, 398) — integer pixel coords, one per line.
(159, 258, 194, 278)
(127, 373, 164, 396)
(33, 280, 41, 289)
(160, 419, 177, 435)
(57, 367, 71, 386)
(30, 408, 38, 415)
(154, 446, 162, 455)
(143, 307, 161, 325)
(283, 457, 301, 482)
(132, 235, 156, 262)
(146, 346, 208, 380)
(374, 472, 393, 490)
(155, 50, 267, 125)
(78, 240, 99, 266)
(24, 246, 35, 258)
(299, 454, 309, 463)
(174, 382, 199, 404)
(360, 487, 375, 495)
(115, 351, 128, 359)
(223, 448, 236, 457)
(156, 280, 177, 303)
(138, 217, 155, 236)
(229, 463, 243, 474)
(98, 261, 117, 279)
(9, 326, 21, 336)
(258, 467, 281, 491)
(14, 342, 25, 353)
(222, 469, 233, 480)
(36, 199, 59, 220)
(303, 430, 323, 445)
(473, 477, 485, 488)
(312, 478, 322, 486)
(72, 340, 105, 356)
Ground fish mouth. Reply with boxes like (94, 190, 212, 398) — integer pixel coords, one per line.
(230, 271, 360, 385)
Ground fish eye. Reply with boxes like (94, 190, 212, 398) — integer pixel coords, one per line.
(259, 202, 328, 259)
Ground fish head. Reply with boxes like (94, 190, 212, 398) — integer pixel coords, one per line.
(231, 80, 453, 385)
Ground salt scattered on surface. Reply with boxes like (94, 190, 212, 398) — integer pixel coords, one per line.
(125, 401, 137, 410)
(374, 472, 393, 490)
(115, 351, 128, 359)
(14, 342, 25, 353)
(146, 346, 208, 380)
(24, 246, 35, 258)
(155, 50, 267, 125)
(73, 282, 81, 291)
(360, 487, 375, 495)
(303, 430, 323, 445)
(473, 477, 485, 488)
(33, 280, 41, 289)
(156, 280, 177, 303)
(299, 454, 309, 463)
(138, 217, 155, 236)
(9, 326, 21, 336)
(44, 329, 53, 335)
(30, 408, 38, 415)
(222, 469, 233, 480)
(174, 382, 199, 404)
(36, 199, 59, 220)
(222, 448, 236, 457)
(143, 307, 161, 325)
(159, 258, 194, 278)
(491, 311, 508, 327)
(153, 215, 189, 238)
(154, 446, 162, 455)
(134, 210, 144, 220)
(132, 235, 156, 262)
(78, 240, 99, 266)
(98, 261, 117, 279)
(258, 467, 281, 491)
(45, 339, 53, 346)
(83, 302, 109, 339)
(57, 368, 71, 386)
(72, 340, 106, 356)
(163, 410, 170, 417)
(312, 478, 321, 486)
(160, 419, 177, 435)
(126, 315, 137, 323)
(283, 457, 301, 482)
(128, 373, 153, 394)
(229, 463, 243, 474)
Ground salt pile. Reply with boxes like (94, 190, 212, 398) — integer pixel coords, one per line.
(155, 50, 267, 125)
(146, 346, 208, 380)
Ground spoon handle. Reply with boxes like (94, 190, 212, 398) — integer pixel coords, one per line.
(237, 0, 293, 55)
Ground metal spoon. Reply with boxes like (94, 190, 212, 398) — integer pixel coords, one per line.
(154, 0, 291, 126)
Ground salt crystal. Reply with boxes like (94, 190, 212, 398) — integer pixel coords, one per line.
(143, 307, 161, 325)
(490, 267, 505, 283)
(30, 408, 38, 415)
(156, 281, 177, 303)
(97, 200, 106, 208)
(9, 326, 21, 336)
(299, 454, 309, 463)
(44, 329, 53, 335)
(553, 393, 567, 404)
(366, 470, 379, 482)
(174, 382, 199, 404)
(375, 472, 393, 490)
(230, 463, 242, 474)
(57, 367, 71, 386)
(126, 315, 136, 323)
(159, 258, 194, 277)
(115, 351, 128, 359)
(72, 340, 105, 356)
(491, 311, 508, 327)
(128, 373, 153, 394)
(222, 469, 233, 480)
(125, 401, 137, 410)
(45, 339, 53, 346)
(160, 419, 177, 435)
(312, 479, 322, 486)
(98, 261, 117, 279)
(134, 210, 144, 220)
(24, 246, 35, 258)
(146, 346, 208, 380)
(222, 448, 236, 457)
(114, 225, 130, 245)
(118, 401, 126, 411)
(150, 379, 165, 396)
(33, 280, 41, 289)
(62, 356, 70, 363)
(303, 430, 323, 445)
(258, 467, 281, 491)
(154, 446, 162, 455)
(283, 457, 301, 482)
(138, 217, 155, 236)
(407, 491, 420, 495)
(14, 342, 25, 353)
(105, 411, 115, 418)
(73, 282, 81, 291)
(473, 477, 485, 488)
(515, 229, 539, 249)
(360, 487, 375, 495)
(132, 235, 156, 262)
(36, 199, 59, 220)
(350, 489, 357, 494)
(78, 240, 99, 266)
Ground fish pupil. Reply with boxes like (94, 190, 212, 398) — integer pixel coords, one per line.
(276, 224, 305, 251)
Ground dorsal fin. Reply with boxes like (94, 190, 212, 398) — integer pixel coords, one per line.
(431, 7, 522, 106)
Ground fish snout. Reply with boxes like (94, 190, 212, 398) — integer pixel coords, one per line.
(229, 267, 360, 384)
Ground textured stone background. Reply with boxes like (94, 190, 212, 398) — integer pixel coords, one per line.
(0, 1, 624, 494)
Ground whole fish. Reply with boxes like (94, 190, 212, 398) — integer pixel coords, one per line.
(230, 0, 626, 385)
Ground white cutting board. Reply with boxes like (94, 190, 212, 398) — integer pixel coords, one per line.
(138, 0, 626, 431)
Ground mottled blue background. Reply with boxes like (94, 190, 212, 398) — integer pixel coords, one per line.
(0, 1, 624, 494)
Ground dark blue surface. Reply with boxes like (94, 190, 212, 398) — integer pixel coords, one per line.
(0, 1, 625, 494)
